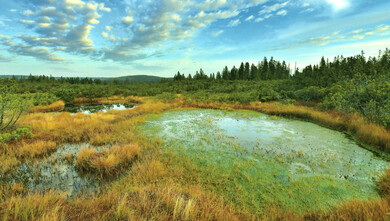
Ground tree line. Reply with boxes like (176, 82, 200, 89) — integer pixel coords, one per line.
(174, 57, 291, 81)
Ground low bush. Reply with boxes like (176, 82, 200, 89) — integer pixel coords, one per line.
(0, 127, 33, 144)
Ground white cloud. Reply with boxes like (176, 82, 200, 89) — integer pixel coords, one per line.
(3, 0, 111, 61)
(0, 0, 270, 63)
(228, 19, 241, 27)
(10, 9, 17, 12)
(0, 35, 65, 61)
(255, 17, 264, 22)
(20, 19, 35, 25)
(269, 24, 390, 51)
(256, 1, 288, 22)
(99, 3, 111, 12)
(277, 9, 287, 16)
(122, 16, 134, 25)
(212, 30, 224, 37)
(245, 15, 254, 21)
(23, 10, 35, 16)
(303, 3, 310, 7)
(199, 0, 227, 10)
(259, 1, 289, 14)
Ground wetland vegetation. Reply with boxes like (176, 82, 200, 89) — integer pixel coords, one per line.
(0, 50, 390, 220)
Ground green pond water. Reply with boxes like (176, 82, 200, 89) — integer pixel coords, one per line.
(143, 109, 389, 213)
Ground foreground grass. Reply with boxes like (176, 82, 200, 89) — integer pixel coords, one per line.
(1, 96, 390, 220)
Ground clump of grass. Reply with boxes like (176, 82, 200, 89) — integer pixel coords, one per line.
(29, 100, 65, 113)
(18, 140, 57, 158)
(11, 183, 25, 195)
(63, 153, 74, 164)
(305, 198, 390, 221)
(377, 168, 390, 197)
(76, 144, 140, 176)
(0, 154, 19, 174)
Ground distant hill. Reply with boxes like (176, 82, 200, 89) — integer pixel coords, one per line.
(0, 74, 171, 83)
(103, 75, 171, 82)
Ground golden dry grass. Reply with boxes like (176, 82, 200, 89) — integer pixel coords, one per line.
(29, 100, 65, 113)
(377, 169, 390, 197)
(18, 140, 57, 158)
(74, 95, 143, 105)
(76, 144, 140, 176)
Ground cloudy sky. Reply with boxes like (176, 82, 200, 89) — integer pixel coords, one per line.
(0, 0, 389, 77)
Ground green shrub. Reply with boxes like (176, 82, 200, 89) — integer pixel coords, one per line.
(0, 127, 33, 144)
(155, 92, 177, 102)
(294, 86, 327, 102)
(55, 89, 77, 104)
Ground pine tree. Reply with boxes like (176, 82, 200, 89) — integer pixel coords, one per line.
(216, 71, 222, 80)
(238, 62, 245, 80)
(244, 62, 250, 80)
(222, 66, 230, 80)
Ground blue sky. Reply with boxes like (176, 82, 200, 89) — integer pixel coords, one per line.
(0, 0, 389, 77)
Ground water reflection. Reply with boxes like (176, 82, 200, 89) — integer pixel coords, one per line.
(64, 103, 136, 114)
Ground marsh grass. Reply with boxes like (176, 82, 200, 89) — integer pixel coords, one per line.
(1, 96, 390, 220)
(74, 95, 142, 105)
(76, 144, 140, 176)
(18, 141, 57, 158)
(28, 100, 65, 113)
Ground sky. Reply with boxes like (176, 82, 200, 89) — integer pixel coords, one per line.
(0, 0, 389, 78)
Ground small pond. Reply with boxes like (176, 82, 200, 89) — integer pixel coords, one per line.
(63, 103, 136, 114)
(0, 144, 119, 197)
(143, 109, 389, 212)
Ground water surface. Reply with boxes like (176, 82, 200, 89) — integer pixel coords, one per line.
(64, 103, 135, 114)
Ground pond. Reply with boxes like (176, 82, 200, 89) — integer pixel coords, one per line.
(0, 144, 118, 197)
(63, 103, 136, 114)
(143, 109, 389, 213)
